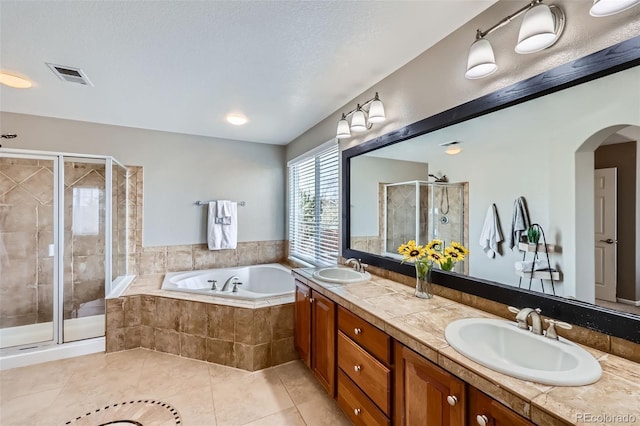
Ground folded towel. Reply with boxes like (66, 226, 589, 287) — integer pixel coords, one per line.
(215, 200, 233, 225)
(509, 197, 530, 250)
(208, 201, 238, 250)
(515, 258, 550, 272)
(479, 204, 503, 258)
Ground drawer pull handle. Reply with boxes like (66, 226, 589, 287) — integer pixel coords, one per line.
(354, 408, 361, 416)
(446, 395, 457, 406)
(354, 365, 361, 372)
(476, 414, 489, 426)
(354, 327, 362, 335)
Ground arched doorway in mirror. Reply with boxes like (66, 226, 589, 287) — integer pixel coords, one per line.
(576, 124, 640, 315)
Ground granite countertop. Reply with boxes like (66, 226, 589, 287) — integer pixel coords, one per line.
(293, 268, 640, 426)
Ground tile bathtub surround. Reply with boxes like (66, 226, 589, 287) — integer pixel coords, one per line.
(133, 240, 286, 275)
(295, 268, 640, 426)
(0, 348, 350, 426)
(106, 292, 297, 371)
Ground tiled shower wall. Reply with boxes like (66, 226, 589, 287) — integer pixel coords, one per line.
(0, 158, 112, 327)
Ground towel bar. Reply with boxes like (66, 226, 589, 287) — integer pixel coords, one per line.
(195, 200, 246, 206)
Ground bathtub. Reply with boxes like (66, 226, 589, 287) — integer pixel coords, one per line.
(161, 263, 294, 300)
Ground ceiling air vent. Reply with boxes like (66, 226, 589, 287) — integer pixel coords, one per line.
(46, 63, 93, 86)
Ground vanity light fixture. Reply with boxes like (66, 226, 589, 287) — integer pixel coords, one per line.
(590, 0, 640, 16)
(0, 71, 33, 89)
(465, 0, 565, 79)
(336, 92, 385, 139)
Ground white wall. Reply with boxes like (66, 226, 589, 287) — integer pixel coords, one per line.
(0, 113, 285, 246)
(350, 156, 429, 237)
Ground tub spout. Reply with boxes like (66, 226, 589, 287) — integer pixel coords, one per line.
(222, 276, 240, 291)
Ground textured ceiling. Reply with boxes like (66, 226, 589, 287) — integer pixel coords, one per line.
(0, 1, 496, 145)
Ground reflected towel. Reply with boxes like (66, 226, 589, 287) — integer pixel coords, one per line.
(479, 204, 503, 258)
(208, 201, 238, 250)
(509, 197, 530, 250)
(515, 258, 550, 272)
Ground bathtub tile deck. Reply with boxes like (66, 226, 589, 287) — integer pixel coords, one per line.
(0, 348, 349, 426)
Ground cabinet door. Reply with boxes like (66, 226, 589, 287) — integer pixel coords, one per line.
(394, 341, 465, 426)
(311, 290, 336, 397)
(467, 386, 534, 426)
(294, 280, 311, 367)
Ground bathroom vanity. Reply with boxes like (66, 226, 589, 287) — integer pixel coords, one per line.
(293, 269, 640, 426)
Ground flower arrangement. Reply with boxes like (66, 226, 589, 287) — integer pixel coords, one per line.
(398, 239, 469, 275)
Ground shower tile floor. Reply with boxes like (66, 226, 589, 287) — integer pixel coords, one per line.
(0, 349, 350, 426)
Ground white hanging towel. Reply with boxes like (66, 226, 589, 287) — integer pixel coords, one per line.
(479, 204, 503, 258)
(215, 200, 233, 225)
(208, 201, 238, 250)
(509, 196, 530, 250)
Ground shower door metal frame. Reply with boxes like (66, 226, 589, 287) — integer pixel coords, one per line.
(1, 148, 127, 348)
(382, 180, 429, 259)
(0, 152, 61, 347)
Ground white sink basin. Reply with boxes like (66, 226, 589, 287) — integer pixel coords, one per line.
(312, 267, 371, 284)
(444, 318, 602, 386)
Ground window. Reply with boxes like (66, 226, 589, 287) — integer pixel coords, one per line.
(288, 142, 339, 266)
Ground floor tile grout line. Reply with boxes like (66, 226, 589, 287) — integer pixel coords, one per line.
(273, 366, 310, 426)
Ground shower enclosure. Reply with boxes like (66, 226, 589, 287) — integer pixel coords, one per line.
(383, 180, 465, 267)
(0, 150, 129, 352)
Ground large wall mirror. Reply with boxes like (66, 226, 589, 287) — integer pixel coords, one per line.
(342, 36, 640, 342)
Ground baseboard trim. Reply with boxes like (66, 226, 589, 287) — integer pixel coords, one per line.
(616, 298, 640, 307)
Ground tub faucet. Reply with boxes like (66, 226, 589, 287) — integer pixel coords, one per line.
(222, 276, 240, 292)
(207, 279, 218, 290)
(514, 307, 543, 335)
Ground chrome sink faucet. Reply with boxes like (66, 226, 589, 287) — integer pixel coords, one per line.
(346, 258, 367, 273)
(509, 306, 543, 335)
(222, 275, 240, 291)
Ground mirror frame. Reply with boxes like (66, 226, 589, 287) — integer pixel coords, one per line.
(342, 35, 640, 343)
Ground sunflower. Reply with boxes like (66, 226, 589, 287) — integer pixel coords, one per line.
(426, 239, 443, 252)
(398, 240, 427, 262)
(445, 246, 465, 261)
(426, 249, 446, 265)
(450, 241, 469, 256)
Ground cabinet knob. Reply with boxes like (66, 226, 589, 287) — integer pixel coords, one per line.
(304, 293, 309, 299)
(309, 298, 314, 304)
(446, 395, 457, 406)
(476, 414, 489, 426)
(353, 365, 361, 373)
(354, 327, 362, 335)
(354, 408, 361, 416)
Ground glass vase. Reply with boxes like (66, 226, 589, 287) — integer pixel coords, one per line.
(414, 264, 433, 299)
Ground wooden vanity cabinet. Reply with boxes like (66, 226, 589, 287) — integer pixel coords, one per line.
(467, 386, 534, 426)
(336, 307, 392, 425)
(294, 280, 311, 366)
(294, 278, 337, 397)
(394, 341, 465, 426)
(311, 290, 336, 396)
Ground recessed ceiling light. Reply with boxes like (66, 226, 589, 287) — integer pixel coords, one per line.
(440, 140, 463, 155)
(0, 72, 33, 89)
(226, 113, 248, 126)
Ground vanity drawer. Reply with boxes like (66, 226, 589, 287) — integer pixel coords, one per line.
(338, 331, 391, 415)
(337, 369, 390, 426)
(338, 306, 391, 365)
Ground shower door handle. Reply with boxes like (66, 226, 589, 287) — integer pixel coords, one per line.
(599, 239, 617, 244)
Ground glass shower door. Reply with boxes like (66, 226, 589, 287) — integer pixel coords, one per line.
(62, 157, 106, 342)
(0, 155, 58, 349)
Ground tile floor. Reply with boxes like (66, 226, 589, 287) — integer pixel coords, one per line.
(0, 349, 351, 426)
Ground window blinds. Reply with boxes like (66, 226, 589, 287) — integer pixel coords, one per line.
(288, 143, 339, 266)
